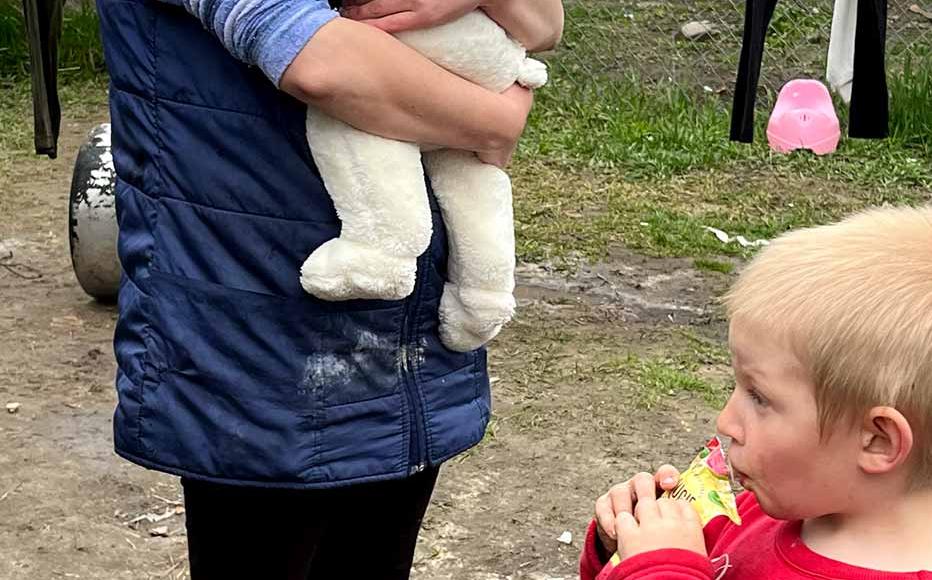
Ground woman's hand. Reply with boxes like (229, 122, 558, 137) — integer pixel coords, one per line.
(594, 465, 680, 556)
(340, 0, 483, 34)
(476, 84, 533, 169)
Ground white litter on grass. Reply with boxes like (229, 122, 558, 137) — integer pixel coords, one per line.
(909, 4, 932, 20)
(149, 526, 169, 537)
(128, 508, 178, 525)
(680, 20, 717, 40)
(704, 227, 770, 248)
(557, 530, 573, 545)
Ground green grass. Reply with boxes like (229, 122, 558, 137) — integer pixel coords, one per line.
(0, 75, 107, 150)
(693, 258, 733, 274)
(589, 328, 733, 409)
(765, 2, 828, 55)
(0, 79, 35, 156)
(515, 40, 932, 264)
(521, 71, 932, 187)
(889, 50, 932, 155)
(523, 77, 737, 178)
(2, 1, 930, 268)
(634, 358, 725, 409)
(0, 0, 107, 188)
(0, 0, 105, 81)
(598, 352, 731, 410)
(0, 75, 107, 191)
(524, 0, 932, 266)
(514, 0, 932, 264)
(674, 332, 732, 367)
(512, 156, 930, 264)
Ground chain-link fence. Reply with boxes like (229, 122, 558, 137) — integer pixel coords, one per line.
(553, 0, 931, 100)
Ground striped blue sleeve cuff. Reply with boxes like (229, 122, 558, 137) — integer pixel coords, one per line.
(181, 0, 338, 86)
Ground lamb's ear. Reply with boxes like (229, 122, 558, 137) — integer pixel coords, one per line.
(857, 406, 914, 476)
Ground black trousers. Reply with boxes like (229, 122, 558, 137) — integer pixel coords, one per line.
(181, 467, 440, 580)
(731, 0, 888, 143)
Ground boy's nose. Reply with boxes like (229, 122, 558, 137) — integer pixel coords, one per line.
(716, 391, 744, 444)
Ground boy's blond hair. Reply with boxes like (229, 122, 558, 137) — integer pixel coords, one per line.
(724, 205, 932, 485)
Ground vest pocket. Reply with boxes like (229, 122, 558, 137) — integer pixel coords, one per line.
(135, 270, 410, 483)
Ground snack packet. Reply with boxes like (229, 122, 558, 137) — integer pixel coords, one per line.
(661, 436, 742, 526)
(609, 437, 741, 566)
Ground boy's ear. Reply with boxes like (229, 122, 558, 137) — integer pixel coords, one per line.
(857, 407, 914, 476)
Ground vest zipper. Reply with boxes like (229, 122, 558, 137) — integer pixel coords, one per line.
(400, 252, 428, 475)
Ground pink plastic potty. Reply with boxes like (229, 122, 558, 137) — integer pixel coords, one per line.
(767, 79, 840, 155)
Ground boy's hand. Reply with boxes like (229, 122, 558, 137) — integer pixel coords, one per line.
(616, 496, 707, 561)
(594, 465, 679, 556)
(341, 0, 484, 33)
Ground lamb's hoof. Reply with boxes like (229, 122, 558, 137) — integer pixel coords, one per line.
(439, 284, 515, 352)
(300, 238, 416, 301)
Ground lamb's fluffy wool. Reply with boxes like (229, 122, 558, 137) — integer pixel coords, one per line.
(301, 10, 546, 352)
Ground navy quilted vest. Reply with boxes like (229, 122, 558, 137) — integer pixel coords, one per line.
(99, 0, 491, 487)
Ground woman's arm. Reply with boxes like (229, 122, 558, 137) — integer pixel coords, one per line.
(279, 17, 532, 159)
(481, 0, 564, 52)
(172, 0, 532, 162)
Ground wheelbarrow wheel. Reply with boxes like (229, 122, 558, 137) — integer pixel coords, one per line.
(68, 123, 120, 302)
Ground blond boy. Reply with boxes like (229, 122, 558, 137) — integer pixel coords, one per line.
(582, 206, 932, 579)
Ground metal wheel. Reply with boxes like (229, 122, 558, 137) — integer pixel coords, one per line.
(68, 123, 120, 302)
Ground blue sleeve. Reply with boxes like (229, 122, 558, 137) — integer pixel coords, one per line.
(178, 0, 338, 86)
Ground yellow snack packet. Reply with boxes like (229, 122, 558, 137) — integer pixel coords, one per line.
(661, 436, 742, 526)
(608, 437, 741, 566)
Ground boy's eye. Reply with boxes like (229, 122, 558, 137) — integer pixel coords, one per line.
(747, 386, 768, 407)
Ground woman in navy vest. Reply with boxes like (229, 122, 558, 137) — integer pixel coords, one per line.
(98, 0, 563, 577)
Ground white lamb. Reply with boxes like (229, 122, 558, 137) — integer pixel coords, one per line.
(300, 9, 546, 352)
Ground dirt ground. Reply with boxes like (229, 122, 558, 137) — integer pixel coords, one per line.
(0, 109, 732, 580)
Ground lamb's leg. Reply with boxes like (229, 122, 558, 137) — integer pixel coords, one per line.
(423, 150, 516, 352)
(302, 108, 432, 301)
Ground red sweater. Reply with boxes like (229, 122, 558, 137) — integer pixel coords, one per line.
(580, 492, 932, 580)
